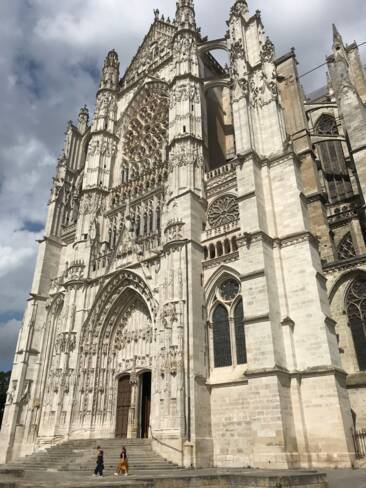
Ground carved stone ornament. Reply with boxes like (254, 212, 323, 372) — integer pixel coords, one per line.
(164, 219, 185, 243)
(230, 0, 249, 18)
(260, 37, 275, 63)
(249, 69, 278, 108)
(230, 39, 245, 65)
(208, 195, 239, 228)
(55, 332, 77, 354)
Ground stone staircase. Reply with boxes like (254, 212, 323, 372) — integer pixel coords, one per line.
(6, 438, 183, 477)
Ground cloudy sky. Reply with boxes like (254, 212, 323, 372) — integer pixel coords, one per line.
(0, 0, 365, 371)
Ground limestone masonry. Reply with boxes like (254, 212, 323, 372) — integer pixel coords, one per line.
(1, 0, 366, 470)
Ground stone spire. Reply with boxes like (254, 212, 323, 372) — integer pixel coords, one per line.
(332, 24, 344, 51)
(175, 0, 196, 30)
(99, 49, 120, 91)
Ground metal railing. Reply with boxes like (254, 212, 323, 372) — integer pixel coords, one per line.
(352, 429, 366, 459)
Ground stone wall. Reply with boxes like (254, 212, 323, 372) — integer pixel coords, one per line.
(210, 382, 251, 467)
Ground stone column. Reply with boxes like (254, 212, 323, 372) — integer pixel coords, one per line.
(127, 371, 138, 438)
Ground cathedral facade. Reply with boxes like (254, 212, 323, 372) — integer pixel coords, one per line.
(1, 0, 366, 470)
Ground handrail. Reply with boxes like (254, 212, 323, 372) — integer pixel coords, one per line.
(148, 425, 183, 455)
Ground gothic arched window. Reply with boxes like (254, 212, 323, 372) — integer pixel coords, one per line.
(210, 277, 247, 369)
(314, 114, 353, 202)
(213, 305, 232, 368)
(346, 278, 366, 371)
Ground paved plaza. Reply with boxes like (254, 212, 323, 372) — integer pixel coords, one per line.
(1, 467, 366, 488)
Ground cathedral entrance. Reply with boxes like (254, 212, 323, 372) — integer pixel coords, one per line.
(116, 375, 131, 438)
(139, 371, 151, 438)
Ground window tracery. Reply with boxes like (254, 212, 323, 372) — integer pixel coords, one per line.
(337, 232, 356, 261)
(207, 195, 239, 228)
(314, 114, 353, 202)
(210, 277, 246, 368)
(316, 114, 339, 136)
(346, 278, 366, 371)
(121, 85, 169, 182)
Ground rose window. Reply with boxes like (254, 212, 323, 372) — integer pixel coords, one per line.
(207, 195, 239, 228)
(219, 279, 240, 302)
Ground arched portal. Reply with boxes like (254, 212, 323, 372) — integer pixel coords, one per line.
(74, 270, 156, 438)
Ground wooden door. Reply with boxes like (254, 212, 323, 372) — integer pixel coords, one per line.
(116, 376, 131, 438)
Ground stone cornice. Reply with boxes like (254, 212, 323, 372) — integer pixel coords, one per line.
(323, 253, 366, 275)
(202, 251, 239, 270)
(240, 269, 265, 282)
(245, 365, 348, 380)
(237, 230, 319, 250)
(244, 313, 270, 325)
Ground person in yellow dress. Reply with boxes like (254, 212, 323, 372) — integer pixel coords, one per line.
(114, 446, 128, 476)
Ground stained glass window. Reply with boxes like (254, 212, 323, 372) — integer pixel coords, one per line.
(234, 299, 247, 365)
(346, 279, 366, 371)
(213, 305, 232, 368)
(220, 279, 240, 301)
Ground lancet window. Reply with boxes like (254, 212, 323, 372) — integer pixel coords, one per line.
(346, 278, 366, 371)
(210, 277, 246, 369)
(314, 114, 353, 202)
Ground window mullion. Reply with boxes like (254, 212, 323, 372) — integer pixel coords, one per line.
(229, 316, 236, 367)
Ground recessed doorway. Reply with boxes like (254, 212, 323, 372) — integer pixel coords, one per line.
(139, 371, 151, 438)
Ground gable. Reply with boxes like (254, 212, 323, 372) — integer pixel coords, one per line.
(121, 19, 176, 89)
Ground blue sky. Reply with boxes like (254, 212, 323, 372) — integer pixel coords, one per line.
(0, 0, 365, 371)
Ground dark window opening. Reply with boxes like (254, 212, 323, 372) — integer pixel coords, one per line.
(213, 305, 232, 367)
(234, 299, 247, 365)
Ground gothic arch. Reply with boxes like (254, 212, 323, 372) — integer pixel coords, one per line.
(329, 269, 366, 304)
(80, 270, 157, 346)
(205, 265, 241, 310)
(73, 271, 156, 432)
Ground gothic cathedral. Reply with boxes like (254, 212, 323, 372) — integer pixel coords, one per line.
(2, 0, 366, 470)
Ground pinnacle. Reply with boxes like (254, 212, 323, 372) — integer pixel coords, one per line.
(332, 23, 344, 49)
(175, 0, 197, 29)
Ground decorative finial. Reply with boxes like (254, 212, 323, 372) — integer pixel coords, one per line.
(78, 105, 89, 134)
(153, 8, 160, 20)
(230, 0, 248, 18)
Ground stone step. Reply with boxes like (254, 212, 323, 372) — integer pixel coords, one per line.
(7, 438, 181, 479)
(7, 465, 172, 470)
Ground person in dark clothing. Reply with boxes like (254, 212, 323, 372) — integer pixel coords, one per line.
(94, 446, 104, 477)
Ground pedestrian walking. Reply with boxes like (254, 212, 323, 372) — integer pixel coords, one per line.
(114, 446, 128, 476)
(93, 446, 104, 477)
